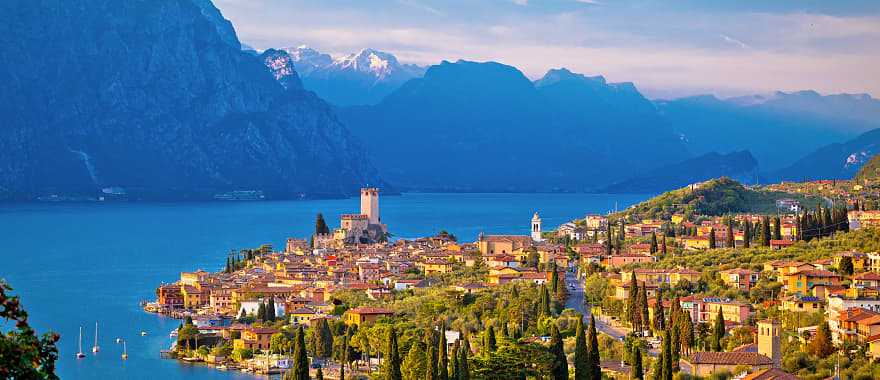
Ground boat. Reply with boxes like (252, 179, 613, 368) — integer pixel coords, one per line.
(140, 331, 147, 336)
(169, 329, 178, 339)
(76, 326, 86, 358)
(116, 338, 123, 344)
(121, 340, 128, 360)
(91, 321, 100, 353)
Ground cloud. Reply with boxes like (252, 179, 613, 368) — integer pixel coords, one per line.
(720, 34, 750, 49)
(395, 0, 442, 15)
(510, 0, 529, 6)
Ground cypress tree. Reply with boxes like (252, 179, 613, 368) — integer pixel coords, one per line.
(652, 289, 665, 334)
(640, 284, 649, 336)
(316, 367, 324, 380)
(540, 285, 552, 317)
(225, 257, 231, 273)
(742, 221, 751, 248)
(650, 232, 658, 254)
(459, 335, 470, 380)
(385, 327, 403, 380)
(438, 325, 448, 380)
(574, 316, 588, 380)
(761, 216, 771, 247)
(660, 235, 667, 256)
(549, 325, 568, 380)
(619, 220, 626, 241)
(711, 309, 724, 352)
(267, 297, 276, 322)
(340, 365, 345, 380)
(257, 302, 266, 321)
(483, 326, 496, 355)
(662, 330, 673, 380)
(588, 315, 601, 380)
(708, 228, 716, 249)
(726, 218, 735, 248)
(627, 275, 639, 329)
(291, 326, 308, 380)
(426, 344, 438, 380)
(773, 216, 782, 240)
(631, 346, 643, 380)
(450, 340, 460, 380)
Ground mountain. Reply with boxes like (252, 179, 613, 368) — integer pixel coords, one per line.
(599, 150, 759, 194)
(657, 91, 880, 171)
(259, 49, 303, 90)
(0, 0, 382, 201)
(338, 62, 689, 192)
(773, 128, 880, 182)
(282, 46, 426, 106)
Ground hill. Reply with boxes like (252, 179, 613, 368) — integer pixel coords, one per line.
(855, 154, 880, 183)
(339, 63, 689, 192)
(615, 177, 820, 219)
(773, 128, 880, 182)
(598, 150, 758, 194)
(0, 0, 382, 200)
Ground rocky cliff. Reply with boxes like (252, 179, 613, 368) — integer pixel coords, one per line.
(0, 0, 382, 200)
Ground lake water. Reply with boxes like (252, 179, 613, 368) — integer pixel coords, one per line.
(0, 192, 648, 379)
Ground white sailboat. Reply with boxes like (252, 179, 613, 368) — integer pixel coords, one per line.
(121, 339, 128, 360)
(76, 326, 86, 358)
(91, 321, 100, 353)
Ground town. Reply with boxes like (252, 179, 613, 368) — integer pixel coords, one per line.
(147, 176, 880, 380)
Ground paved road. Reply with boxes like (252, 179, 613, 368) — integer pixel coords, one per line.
(564, 269, 627, 340)
(564, 268, 660, 357)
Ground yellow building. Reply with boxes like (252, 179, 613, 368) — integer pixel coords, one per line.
(345, 307, 393, 326)
(869, 335, 880, 360)
(477, 235, 532, 255)
(620, 268, 701, 286)
(288, 307, 318, 326)
(681, 236, 710, 250)
(422, 259, 453, 275)
(181, 284, 208, 308)
(782, 269, 842, 295)
(233, 327, 277, 351)
(782, 296, 824, 312)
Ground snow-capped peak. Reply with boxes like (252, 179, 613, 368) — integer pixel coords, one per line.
(331, 48, 403, 80)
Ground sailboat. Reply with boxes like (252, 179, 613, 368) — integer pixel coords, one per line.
(91, 321, 100, 353)
(121, 339, 128, 360)
(76, 326, 86, 358)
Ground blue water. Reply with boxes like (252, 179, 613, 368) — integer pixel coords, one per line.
(0, 192, 647, 379)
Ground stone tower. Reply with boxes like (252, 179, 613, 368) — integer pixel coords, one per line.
(757, 319, 780, 368)
(531, 212, 543, 242)
(360, 188, 380, 225)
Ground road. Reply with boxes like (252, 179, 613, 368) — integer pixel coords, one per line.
(564, 268, 660, 357)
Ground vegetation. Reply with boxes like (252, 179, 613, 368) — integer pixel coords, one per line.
(0, 280, 59, 380)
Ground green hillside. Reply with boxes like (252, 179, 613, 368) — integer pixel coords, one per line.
(855, 154, 880, 183)
(616, 177, 821, 219)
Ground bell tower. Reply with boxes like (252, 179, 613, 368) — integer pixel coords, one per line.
(757, 319, 780, 368)
(531, 212, 543, 242)
(360, 188, 380, 225)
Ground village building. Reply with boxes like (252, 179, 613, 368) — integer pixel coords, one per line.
(344, 307, 394, 326)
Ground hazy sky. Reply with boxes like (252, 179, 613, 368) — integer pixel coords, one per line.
(214, 0, 880, 99)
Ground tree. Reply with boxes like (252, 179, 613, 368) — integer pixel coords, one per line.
(257, 302, 266, 321)
(662, 330, 673, 380)
(574, 316, 589, 380)
(839, 256, 854, 276)
(426, 344, 438, 380)
(652, 288, 665, 334)
(291, 326, 309, 380)
(631, 346, 643, 380)
(316, 367, 324, 380)
(619, 220, 626, 241)
(773, 216, 782, 240)
(711, 309, 724, 352)
(482, 326, 496, 355)
(742, 221, 751, 248)
(385, 327, 403, 380)
(267, 297, 276, 322)
(679, 310, 694, 356)
(807, 321, 835, 358)
(403, 341, 426, 380)
(587, 315, 601, 380)
(314, 318, 333, 359)
(315, 213, 330, 235)
(726, 219, 735, 248)
(458, 335, 471, 380)
(539, 285, 552, 317)
(438, 325, 449, 380)
(650, 232, 658, 254)
(549, 325, 568, 380)
(761, 216, 771, 247)
(708, 228, 716, 249)
(660, 235, 667, 256)
(627, 275, 640, 329)
(0, 280, 60, 380)
(639, 284, 649, 336)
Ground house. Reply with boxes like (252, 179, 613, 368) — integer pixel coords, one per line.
(869, 334, 880, 360)
(781, 295, 823, 312)
(233, 327, 278, 351)
(719, 268, 759, 292)
(605, 254, 654, 268)
(477, 235, 532, 255)
(682, 352, 773, 377)
(394, 279, 425, 291)
(680, 296, 752, 324)
(157, 284, 183, 309)
(848, 210, 880, 230)
(781, 269, 842, 296)
(288, 307, 318, 326)
(621, 268, 701, 286)
(345, 307, 394, 326)
(422, 259, 453, 276)
(769, 240, 795, 250)
(452, 283, 488, 294)
(854, 272, 880, 288)
(835, 251, 869, 272)
(681, 236, 711, 250)
(740, 368, 802, 380)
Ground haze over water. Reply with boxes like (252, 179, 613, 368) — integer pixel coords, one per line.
(0, 192, 647, 379)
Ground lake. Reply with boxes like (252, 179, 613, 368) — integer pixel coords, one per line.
(0, 192, 648, 379)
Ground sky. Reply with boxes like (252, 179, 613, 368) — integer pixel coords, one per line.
(214, 0, 880, 99)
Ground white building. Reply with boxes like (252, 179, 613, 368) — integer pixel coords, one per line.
(531, 212, 543, 242)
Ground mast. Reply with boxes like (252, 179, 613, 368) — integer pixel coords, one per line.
(92, 321, 100, 352)
(76, 326, 85, 358)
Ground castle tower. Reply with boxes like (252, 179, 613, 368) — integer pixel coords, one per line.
(757, 319, 780, 368)
(360, 188, 380, 225)
(531, 212, 543, 242)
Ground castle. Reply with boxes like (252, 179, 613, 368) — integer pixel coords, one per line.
(314, 188, 388, 247)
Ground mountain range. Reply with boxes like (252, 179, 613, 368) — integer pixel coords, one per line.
(599, 151, 759, 194)
(281, 46, 425, 106)
(0, 0, 382, 201)
(773, 128, 880, 182)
